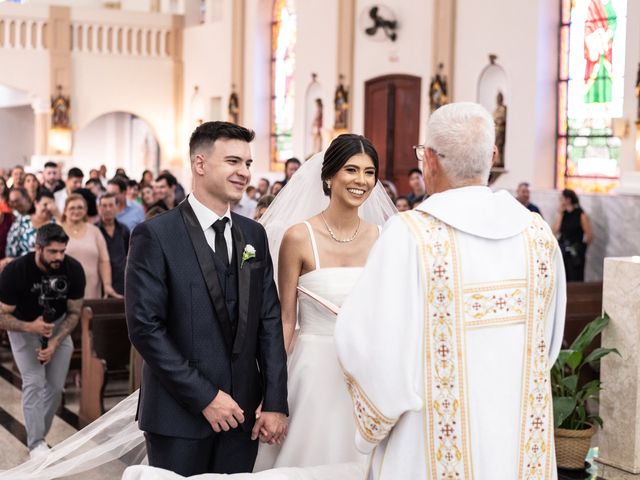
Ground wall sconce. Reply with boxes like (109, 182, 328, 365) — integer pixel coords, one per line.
(49, 128, 72, 155)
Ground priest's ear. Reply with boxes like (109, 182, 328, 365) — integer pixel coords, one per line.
(424, 147, 440, 175)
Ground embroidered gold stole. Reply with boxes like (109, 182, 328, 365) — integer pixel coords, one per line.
(402, 211, 556, 480)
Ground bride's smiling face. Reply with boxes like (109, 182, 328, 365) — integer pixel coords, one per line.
(328, 153, 376, 207)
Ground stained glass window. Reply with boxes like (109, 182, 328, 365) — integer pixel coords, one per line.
(271, 0, 297, 170)
(557, 0, 627, 193)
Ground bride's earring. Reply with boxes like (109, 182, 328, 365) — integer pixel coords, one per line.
(326, 180, 332, 189)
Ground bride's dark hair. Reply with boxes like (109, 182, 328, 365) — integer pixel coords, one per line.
(321, 134, 379, 196)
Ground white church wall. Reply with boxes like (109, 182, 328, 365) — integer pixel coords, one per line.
(0, 106, 34, 169)
(454, 0, 559, 190)
(352, 0, 434, 144)
(70, 9, 176, 174)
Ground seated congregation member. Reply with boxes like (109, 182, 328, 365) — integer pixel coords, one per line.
(254, 194, 274, 221)
(282, 157, 300, 186)
(270, 181, 284, 196)
(7, 165, 25, 189)
(0, 224, 85, 459)
(381, 179, 397, 202)
(232, 186, 258, 218)
(96, 193, 130, 296)
(406, 167, 427, 205)
(41, 161, 65, 194)
(23, 173, 41, 206)
(140, 169, 154, 187)
(256, 178, 270, 198)
(150, 172, 178, 212)
(106, 177, 144, 232)
(0, 176, 11, 213)
(127, 179, 140, 204)
(4, 190, 56, 264)
(8, 187, 33, 217)
(85, 177, 105, 199)
(515, 181, 541, 214)
(394, 196, 412, 212)
(54, 167, 84, 213)
(553, 188, 593, 282)
(140, 183, 155, 212)
(61, 194, 121, 299)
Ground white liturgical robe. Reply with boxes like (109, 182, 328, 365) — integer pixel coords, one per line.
(335, 186, 566, 480)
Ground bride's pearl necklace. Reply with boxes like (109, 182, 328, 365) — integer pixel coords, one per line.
(320, 211, 360, 243)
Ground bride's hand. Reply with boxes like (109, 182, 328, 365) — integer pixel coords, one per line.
(255, 402, 262, 419)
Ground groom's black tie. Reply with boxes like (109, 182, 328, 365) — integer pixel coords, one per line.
(212, 218, 229, 269)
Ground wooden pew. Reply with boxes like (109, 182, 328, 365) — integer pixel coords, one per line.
(563, 282, 603, 385)
(79, 298, 130, 426)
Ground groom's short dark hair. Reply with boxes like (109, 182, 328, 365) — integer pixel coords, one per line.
(189, 121, 255, 157)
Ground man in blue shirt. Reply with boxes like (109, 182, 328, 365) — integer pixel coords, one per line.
(107, 177, 144, 232)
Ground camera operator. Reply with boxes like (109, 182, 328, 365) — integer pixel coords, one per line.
(0, 224, 85, 459)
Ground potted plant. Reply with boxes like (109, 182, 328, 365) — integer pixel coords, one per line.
(551, 313, 619, 469)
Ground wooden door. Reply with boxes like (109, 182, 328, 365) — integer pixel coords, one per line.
(364, 74, 422, 195)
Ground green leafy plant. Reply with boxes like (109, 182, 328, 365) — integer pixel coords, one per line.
(551, 313, 619, 430)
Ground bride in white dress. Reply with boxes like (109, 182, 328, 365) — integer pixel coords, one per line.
(254, 133, 392, 471)
(0, 135, 395, 480)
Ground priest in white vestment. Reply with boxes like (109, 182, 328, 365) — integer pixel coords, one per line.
(335, 102, 566, 480)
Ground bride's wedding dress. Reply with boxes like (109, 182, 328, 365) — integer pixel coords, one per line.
(253, 222, 366, 470)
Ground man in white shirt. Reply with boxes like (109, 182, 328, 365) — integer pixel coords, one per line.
(54, 167, 84, 213)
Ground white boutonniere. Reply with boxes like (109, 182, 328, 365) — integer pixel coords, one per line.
(241, 244, 256, 268)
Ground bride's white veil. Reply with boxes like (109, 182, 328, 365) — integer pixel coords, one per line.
(259, 150, 397, 273)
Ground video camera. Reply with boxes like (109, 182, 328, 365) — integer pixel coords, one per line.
(34, 275, 69, 353)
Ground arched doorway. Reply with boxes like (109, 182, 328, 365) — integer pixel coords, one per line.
(0, 83, 35, 169)
(73, 112, 160, 180)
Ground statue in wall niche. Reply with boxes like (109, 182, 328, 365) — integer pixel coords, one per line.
(635, 62, 640, 122)
(429, 62, 448, 112)
(51, 85, 70, 129)
(311, 98, 323, 154)
(334, 75, 349, 130)
(493, 91, 507, 168)
(229, 84, 240, 124)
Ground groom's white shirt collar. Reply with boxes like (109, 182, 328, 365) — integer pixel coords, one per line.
(188, 193, 233, 231)
(414, 185, 532, 240)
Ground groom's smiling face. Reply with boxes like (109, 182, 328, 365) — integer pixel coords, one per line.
(197, 138, 253, 206)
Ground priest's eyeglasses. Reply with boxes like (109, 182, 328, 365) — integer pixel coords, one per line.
(412, 145, 446, 162)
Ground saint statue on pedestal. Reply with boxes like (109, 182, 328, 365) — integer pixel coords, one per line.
(429, 63, 448, 112)
(311, 98, 323, 154)
(493, 91, 507, 168)
(51, 85, 70, 129)
(334, 75, 349, 130)
(229, 84, 240, 125)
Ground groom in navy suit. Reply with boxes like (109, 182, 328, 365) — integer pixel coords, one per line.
(126, 122, 288, 475)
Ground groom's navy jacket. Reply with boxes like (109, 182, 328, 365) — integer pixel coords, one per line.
(126, 200, 288, 439)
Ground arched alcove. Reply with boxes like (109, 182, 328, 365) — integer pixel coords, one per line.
(0, 83, 34, 169)
(477, 58, 509, 169)
(73, 112, 160, 180)
(304, 74, 323, 158)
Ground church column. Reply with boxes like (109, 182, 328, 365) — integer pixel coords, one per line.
(170, 14, 184, 172)
(336, 0, 355, 130)
(230, 0, 245, 124)
(31, 98, 50, 158)
(596, 257, 640, 478)
(47, 5, 72, 157)
(431, 0, 456, 102)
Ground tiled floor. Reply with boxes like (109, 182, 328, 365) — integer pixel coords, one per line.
(0, 346, 129, 476)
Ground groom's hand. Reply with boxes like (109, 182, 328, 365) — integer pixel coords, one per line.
(202, 390, 245, 433)
(251, 412, 288, 444)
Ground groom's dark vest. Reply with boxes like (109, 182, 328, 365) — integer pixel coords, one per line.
(211, 245, 239, 339)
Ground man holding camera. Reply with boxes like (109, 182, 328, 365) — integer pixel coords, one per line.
(0, 224, 85, 459)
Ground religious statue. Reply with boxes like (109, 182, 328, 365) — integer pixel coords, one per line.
(228, 84, 240, 124)
(635, 62, 640, 122)
(51, 85, 70, 129)
(493, 91, 507, 168)
(334, 75, 349, 130)
(311, 98, 323, 154)
(429, 63, 448, 112)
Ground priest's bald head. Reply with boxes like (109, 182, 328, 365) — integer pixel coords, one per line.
(423, 102, 497, 194)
